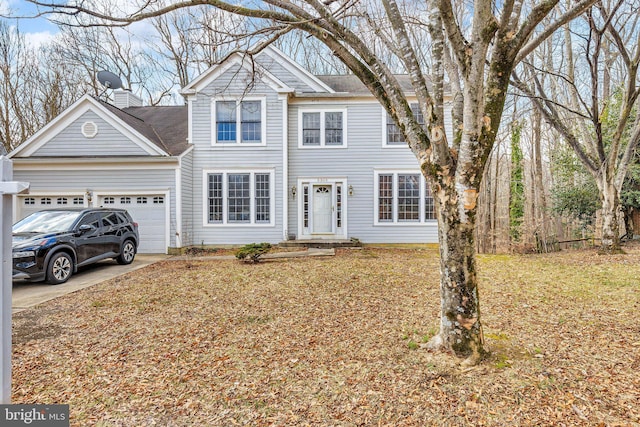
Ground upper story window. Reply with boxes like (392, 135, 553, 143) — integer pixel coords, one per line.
(385, 103, 424, 146)
(299, 109, 346, 148)
(214, 98, 265, 145)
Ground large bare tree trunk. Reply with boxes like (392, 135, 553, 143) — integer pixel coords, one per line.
(532, 108, 549, 240)
(489, 150, 497, 253)
(596, 177, 622, 252)
(428, 177, 483, 363)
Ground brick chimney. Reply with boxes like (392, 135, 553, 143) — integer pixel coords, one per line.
(113, 89, 143, 109)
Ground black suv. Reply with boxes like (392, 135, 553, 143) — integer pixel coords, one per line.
(12, 208, 139, 284)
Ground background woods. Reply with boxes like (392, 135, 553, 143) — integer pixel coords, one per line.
(3, 1, 633, 252)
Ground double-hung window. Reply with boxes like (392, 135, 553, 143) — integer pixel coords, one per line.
(214, 99, 264, 145)
(375, 171, 437, 224)
(206, 170, 273, 225)
(300, 109, 346, 147)
(385, 103, 425, 146)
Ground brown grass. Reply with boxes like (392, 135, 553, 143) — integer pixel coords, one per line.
(12, 245, 640, 426)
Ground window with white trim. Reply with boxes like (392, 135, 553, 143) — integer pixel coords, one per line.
(302, 186, 309, 228)
(336, 184, 343, 228)
(375, 171, 436, 224)
(214, 99, 264, 144)
(385, 103, 424, 145)
(299, 109, 346, 147)
(206, 171, 273, 225)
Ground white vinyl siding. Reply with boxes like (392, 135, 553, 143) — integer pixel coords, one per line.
(374, 171, 437, 225)
(288, 101, 441, 244)
(188, 60, 283, 245)
(204, 170, 274, 226)
(32, 110, 150, 156)
(298, 108, 347, 148)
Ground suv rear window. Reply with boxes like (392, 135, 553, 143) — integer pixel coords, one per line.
(103, 212, 121, 226)
(117, 212, 132, 223)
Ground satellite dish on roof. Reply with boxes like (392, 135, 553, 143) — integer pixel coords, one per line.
(97, 70, 122, 90)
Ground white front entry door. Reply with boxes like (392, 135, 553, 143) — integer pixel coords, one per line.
(312, 185, 333, 233)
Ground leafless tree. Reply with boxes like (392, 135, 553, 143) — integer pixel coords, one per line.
(512, 0, 640, 252)
(0, 22, 40, 152)
(21, 0, 597, 363)
(144, 6, 250, 90)
(49, 22, 173, 105)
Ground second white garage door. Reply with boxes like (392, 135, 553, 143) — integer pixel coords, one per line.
(100, 194, 167, 253)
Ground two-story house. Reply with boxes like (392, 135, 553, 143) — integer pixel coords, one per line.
(9, 46, 442, 253)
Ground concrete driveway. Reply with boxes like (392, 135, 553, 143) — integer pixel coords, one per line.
(12, 254, 168, 313)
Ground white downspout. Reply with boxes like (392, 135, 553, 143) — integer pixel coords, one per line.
(280, 94, 289, 241)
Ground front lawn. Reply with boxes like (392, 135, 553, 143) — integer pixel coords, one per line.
(12, 246, 640, 426)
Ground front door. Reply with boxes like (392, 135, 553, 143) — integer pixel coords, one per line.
(312, 185, 333, 234)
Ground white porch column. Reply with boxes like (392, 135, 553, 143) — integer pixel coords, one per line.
(0, 156, 29, 403)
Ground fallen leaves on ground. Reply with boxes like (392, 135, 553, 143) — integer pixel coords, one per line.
(12, 245, 640, 426)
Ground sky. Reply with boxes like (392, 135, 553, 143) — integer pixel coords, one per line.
(0, 0, 162, 50)
(0, 0, 60, 47)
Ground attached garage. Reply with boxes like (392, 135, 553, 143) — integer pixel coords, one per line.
(8, 93, 191, 255)
(15, 191, 170, 254)
(98, 193, 168, 254)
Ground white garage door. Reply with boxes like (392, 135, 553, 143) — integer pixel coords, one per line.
(17, 195, 86, 220)
(100, 195, 167, 254)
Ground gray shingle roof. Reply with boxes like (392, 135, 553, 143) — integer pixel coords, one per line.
(96, 74, 429, 153)
(316, 74, 417, 95)
(98, 99, 189, 156)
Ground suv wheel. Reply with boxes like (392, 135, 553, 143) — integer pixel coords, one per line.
(117, 240, 136, 265)
(47, 252, 73, 285)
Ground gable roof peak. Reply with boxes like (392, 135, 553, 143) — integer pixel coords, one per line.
(180, 50, 293, 94)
